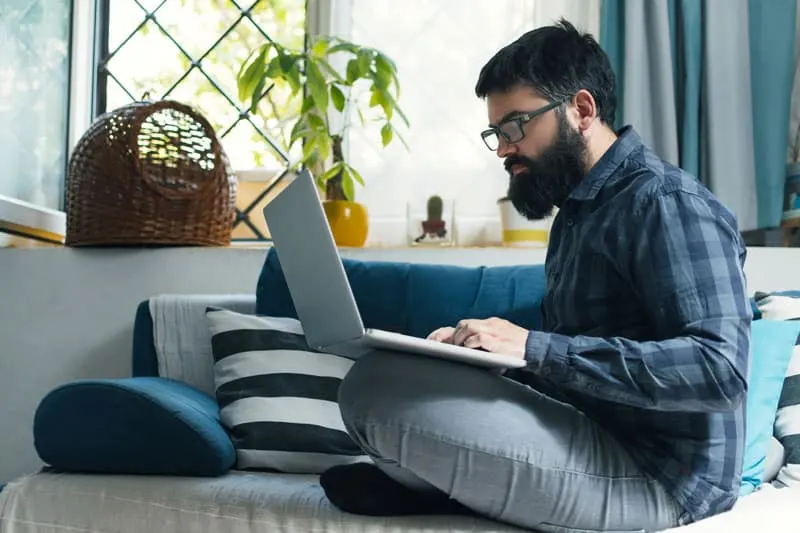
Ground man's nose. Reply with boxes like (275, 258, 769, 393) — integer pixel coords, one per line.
(496, 139, 518, 158)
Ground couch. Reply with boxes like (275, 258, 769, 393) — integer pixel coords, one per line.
(1, 247, 799, 533)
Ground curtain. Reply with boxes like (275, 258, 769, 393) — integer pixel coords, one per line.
(600, 0, 797, 231)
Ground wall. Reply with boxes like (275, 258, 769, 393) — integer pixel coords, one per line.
(0, 248, 265, 484)
(1, 245, 798, 483)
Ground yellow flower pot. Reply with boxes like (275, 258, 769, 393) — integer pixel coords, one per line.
(498, 199, 555, 248)
(323, 200, 369, 247)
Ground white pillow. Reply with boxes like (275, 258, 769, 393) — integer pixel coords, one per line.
(205, 307, 369, 474)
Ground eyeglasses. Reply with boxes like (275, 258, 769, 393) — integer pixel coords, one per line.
(480, 100, 564, 151)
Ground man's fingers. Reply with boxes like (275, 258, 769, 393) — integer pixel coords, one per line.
(462, 332, 483, 349)
(427, 326, 455, 342)
(463, 332, 498, 352)
(453, 319, 491, 346)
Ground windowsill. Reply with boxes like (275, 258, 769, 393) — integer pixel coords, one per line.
(229, 240, 547, 251)
(0, 195, 65, 244)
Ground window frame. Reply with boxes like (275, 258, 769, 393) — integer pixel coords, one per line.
(0, 0, 96, 244)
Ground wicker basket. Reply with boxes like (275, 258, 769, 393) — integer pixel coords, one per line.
(65, 99, 236, 246)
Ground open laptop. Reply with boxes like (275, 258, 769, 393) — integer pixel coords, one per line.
(262, 169, 526, 370)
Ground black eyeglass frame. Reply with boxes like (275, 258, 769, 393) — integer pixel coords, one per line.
(480, 99, 565, 151)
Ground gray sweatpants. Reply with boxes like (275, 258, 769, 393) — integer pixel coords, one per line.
(338, 351, 684, 532)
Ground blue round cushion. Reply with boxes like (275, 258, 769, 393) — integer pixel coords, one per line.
(34, 377, 235, 476)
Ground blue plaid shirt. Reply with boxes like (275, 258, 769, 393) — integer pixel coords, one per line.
(520, 127, 752, 523)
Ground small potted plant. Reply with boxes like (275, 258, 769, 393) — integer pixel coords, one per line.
(496, 193, 556, 248)
(237, 35, 408, 247)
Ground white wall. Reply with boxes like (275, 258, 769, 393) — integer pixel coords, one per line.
(1, 245, 798, 483)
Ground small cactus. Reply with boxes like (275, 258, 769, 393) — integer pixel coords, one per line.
(426, 195, 443, 221)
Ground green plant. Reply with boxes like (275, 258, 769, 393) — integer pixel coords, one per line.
(236, 34, 408, 201)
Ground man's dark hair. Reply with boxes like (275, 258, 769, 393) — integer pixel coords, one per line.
(475, 18, 617, 126)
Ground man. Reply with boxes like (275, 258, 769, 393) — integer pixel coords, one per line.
(320, 19, 752, 532)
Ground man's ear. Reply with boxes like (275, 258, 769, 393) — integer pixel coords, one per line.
(572, 89, 598, 132)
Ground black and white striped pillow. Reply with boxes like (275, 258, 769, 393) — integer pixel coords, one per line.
(755, 292, 800, 487)
(205, 307, 369, 474)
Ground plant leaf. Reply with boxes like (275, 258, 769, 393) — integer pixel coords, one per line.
(265, 55, 282, 79)
(329, 40, 358, 55)
(236, 47, 256, 83)
(341, 167, 356, 201)
(307, 112, 326, 132)
(279, 52, 297, 73)
(380, 89, 409, 126)
(286, 67, 303, 95)
(391, 126, 411, 151)
(305, 60, 329, 111)
(311, 38, 329, 57)
(375, 53, 398, 95)
(302, 135, 318, 163)
(238, 44, 269, 104)
(249, 76, 266, 114)
(373, 65, 391, 90)
(357, 49, 373, 76)
(317, 133, 332, 162)
(346, 59, 360, 84)
(319, 161, 344, 182)
(369, 90, 383, 108)
(300, 95, 315, 114)
(375, 52, 397, 72)
(348, 165, 365, 186)
(380, 122, 393, 147)
(289, 119, 313, 147)
(330, 84, 346, 112)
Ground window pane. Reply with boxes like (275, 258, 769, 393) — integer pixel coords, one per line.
(0, 0, 72, 210)
(103, 0, 306, 172)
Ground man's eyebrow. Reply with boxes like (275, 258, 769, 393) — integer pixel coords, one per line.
(489, 110, 525, 127)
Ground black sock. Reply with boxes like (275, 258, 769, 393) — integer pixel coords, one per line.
(319, 462, 475, 517)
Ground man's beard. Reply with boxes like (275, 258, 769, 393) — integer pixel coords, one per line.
(505, 114, 588, 220)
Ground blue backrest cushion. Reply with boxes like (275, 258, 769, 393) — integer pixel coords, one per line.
(256, 248, 547, 338)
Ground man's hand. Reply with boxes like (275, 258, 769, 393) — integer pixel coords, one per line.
(426, 317, 528, 358)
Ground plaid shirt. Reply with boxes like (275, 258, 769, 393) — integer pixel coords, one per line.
(521, 127, 752, 523)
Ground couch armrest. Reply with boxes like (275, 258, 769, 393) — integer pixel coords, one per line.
(34, 377, 235, 477)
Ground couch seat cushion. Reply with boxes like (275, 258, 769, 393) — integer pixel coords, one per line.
(1, 471, 798, 533)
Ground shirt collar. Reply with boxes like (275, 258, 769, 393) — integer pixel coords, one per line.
(568, 125, 642, 201)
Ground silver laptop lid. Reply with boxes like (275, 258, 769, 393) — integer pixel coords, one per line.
(262, 169, 365, 349)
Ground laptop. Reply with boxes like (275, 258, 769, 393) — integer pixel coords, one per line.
(262, 169, 526, 370)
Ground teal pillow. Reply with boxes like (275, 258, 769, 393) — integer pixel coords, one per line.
(740, 319, 800, 495)
(34, 377, 236, 476)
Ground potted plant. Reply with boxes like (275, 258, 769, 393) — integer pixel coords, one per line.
(496, 194, 555, 248)
(236, 34, 408, 247)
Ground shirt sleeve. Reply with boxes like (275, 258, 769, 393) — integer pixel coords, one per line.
(523, 189, 752, 412)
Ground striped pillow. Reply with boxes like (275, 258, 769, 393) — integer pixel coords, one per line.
(205, 307, 369, 474)
(754, 292, 800, 487)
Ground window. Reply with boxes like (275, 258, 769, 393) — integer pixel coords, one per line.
(1, 1, 600, 246)
(345, 0, 600, 246)
(0, 0, 73, 243)
(97, 0, 306, 241)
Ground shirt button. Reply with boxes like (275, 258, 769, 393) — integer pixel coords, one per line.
(567, 219, 575, 227)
